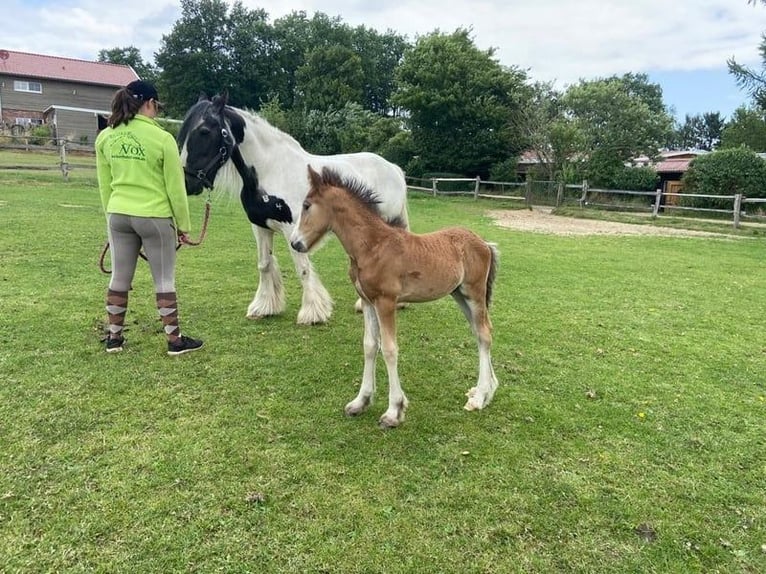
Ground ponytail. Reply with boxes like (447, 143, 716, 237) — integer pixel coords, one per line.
(107, 87, 142, 127)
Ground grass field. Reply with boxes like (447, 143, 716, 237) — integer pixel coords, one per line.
(1, 157, 765, 573)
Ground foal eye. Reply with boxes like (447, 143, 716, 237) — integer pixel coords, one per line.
(302, 201, 310, 211)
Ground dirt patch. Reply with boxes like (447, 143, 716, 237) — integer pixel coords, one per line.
(487, 208, 735, 238)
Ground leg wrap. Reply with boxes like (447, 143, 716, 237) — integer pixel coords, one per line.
(156, 291, 180, 342)
(106, 289, 128, 340)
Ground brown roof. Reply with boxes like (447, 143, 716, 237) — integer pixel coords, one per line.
(654, 158, 693, 173)
(0, 49, 138, 87)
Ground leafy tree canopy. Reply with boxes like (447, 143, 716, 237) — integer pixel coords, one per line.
(719, 105, 766, 151)
(392, 28, 531, 176)
(98, 46, 158, 84)
(671, 112, 725, 151)
(563, 73, 673, 164)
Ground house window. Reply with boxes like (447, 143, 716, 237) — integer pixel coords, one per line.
(13, 80, 43, 94)
(14, 118, 43, 126)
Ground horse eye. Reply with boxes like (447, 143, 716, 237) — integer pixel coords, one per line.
(302, 201, 310, 211)
(199, 127, 211, 136)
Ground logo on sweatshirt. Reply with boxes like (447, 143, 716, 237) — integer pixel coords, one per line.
(109, 133, 146, 162)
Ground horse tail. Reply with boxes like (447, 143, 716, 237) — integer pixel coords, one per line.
(485, 242, 499, 308)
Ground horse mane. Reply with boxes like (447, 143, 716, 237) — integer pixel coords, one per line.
(319, 167, 383, 217)
(235, 107, 305, 151)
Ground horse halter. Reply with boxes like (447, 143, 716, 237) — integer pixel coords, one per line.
(185, 126, 236, 189)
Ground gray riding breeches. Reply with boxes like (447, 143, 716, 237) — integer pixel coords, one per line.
(107, 213, 177, 293)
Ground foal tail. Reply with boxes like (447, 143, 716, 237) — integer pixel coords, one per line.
(485, 243, 499, 308)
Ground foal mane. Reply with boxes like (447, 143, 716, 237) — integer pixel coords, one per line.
(319, 167, 382, 217)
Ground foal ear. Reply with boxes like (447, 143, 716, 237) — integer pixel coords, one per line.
(307, 164, 323, 191)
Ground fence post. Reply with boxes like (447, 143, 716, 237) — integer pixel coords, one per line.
(652, 188, 662, 217)
(59, 139, 69, 180)
(578, 180, 588, 208)
(474, 176, 480, 200)
(524, 179, 532, 208)
(431, 178, 437, 197)
(556, 182, 564, 207)
(733, 194, 743, 228)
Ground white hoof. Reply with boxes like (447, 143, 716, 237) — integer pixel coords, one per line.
(297, 306, 330, 325)
(378, 412, 402, 429)
(464, 387, 487, 411)
(345, 397, 370, 416)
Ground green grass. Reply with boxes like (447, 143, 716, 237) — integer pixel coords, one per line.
(1, 154, 765, 573)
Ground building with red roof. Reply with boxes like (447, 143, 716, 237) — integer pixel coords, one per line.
(0, 49, 139, 145)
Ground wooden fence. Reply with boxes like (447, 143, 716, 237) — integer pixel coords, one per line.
(405, 176, 766, 229)
(0, 137, 94, 180)
(2, 145, 763, 230)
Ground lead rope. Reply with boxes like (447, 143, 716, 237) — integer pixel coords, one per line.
(99, 192, 212, 274)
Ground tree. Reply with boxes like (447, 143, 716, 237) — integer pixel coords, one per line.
(392, 28, 531, 177)
(727, 1, 766, 109)
(519, 81, 585, 182)
(98, 46, 157, 84)
(270, 11, 351, 110)
(672, 112, 725, 150)
(719, 105, 766, 151)
(154, 0, 276, 116)
(295, 45, 365, 111)
(562, 73, 674, 186)
(267, 11, 405, 115)
(349, 25, 408, 114)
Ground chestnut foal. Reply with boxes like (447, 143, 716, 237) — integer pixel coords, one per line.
(290, 165, 499, 428)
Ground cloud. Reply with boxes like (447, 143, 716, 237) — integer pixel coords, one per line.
(2, 0, 765, 117)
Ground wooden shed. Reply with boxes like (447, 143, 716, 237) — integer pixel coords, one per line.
(0, 49, 138, 145)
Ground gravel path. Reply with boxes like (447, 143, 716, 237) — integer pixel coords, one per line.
(487, 208, 736, 238)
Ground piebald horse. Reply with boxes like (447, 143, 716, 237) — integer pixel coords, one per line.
(290, 165, 500, 428)
(177, 94, 409, 325)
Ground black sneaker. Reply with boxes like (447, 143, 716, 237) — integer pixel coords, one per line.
(167, 335, 204, 356)
(106, 336, 124, 353)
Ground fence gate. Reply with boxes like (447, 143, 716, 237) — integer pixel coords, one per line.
(664, 181, 683, 206)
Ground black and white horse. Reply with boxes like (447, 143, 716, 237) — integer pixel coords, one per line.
(177, 94, 409, 324)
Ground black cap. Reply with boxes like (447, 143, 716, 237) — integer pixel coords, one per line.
(126, 80, 164, 108)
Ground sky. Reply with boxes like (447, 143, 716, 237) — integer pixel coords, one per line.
(4, 0, 766, 122)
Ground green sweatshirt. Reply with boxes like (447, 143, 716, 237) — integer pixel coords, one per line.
(95, 114, 191, 232)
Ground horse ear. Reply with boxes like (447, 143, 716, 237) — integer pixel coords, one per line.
(212, 93, 227, 114)
(307, 165, 322, 190)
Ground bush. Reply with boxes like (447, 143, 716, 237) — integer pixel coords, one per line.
(28, 125, 52, 146)
(612, 166, 659, 191)
(489, 158, 520, 183)
(682, 147, 766, 210)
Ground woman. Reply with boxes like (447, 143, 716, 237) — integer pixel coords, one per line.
(96, 80, 203, 356)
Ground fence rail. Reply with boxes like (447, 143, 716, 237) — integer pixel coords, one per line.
(1, 146, 762, 229)
(0, 137, 94, 179)
(405, 176, 766, 229)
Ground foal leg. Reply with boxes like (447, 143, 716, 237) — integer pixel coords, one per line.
(452, 291, 498, 411)
(284, 228, 333, 325)
(375, 299, 409, 428)
(345, 301, 379, 416)
(247, 226, 285, 319)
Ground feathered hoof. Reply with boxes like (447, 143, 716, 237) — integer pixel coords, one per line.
(378, 414, 401, 429)
(344, 398, 370, 417)
(463, 387, 487, 411)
